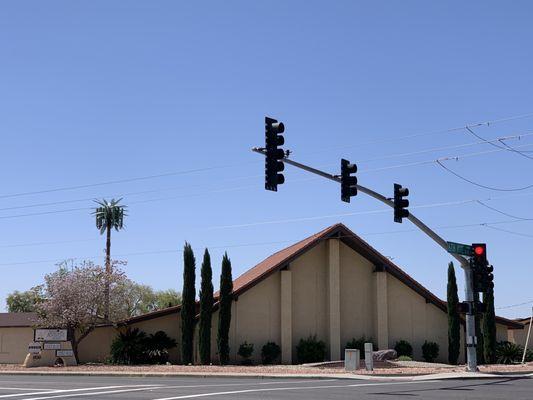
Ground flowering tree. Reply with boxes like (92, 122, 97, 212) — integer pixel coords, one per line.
(37, 260, 128, 361)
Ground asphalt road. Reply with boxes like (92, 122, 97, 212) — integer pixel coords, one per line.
(0, 374, 531, 399)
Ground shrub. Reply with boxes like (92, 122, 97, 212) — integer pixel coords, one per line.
(397, 355, 413, 361)
(238, 341, 254, 365)
(110, 328, 177, 365)
(261, 342, 281, 365)
(145, 331, 177, 364)
(526, 349, 533, 362)
(421, 341, 439, 363)
(394, 340, 413, 358)
(496, 341, 522, 364)
(110, 328, 149, 365)
(296, 335, 326, 364)
(345, 336, 376, 353)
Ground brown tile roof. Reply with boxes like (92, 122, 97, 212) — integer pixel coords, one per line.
(118, 223, 523, 329)
(0, 312, 37, 327)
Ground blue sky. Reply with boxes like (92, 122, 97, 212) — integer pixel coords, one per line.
(1, 1, 532, 318)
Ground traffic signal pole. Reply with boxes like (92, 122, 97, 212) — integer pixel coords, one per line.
(252, 147, 478, 371)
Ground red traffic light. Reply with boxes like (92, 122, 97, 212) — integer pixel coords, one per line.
(473, 246, 485, 256)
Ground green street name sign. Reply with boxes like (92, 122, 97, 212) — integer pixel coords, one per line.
(447, 241, 473, 257)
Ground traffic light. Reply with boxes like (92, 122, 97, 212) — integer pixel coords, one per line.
(471, 243, 494, 294)
(393, 184, 409, 223)
(341, 159, 357, 202)
(265, 116, 285, 191)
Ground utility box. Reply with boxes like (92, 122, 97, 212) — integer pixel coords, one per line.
(344, 349, 360, 371)
(364, 342, 373, 371)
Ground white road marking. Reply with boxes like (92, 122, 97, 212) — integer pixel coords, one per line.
(0, 389, 56, 392)
(152, 380, 439, 400)
(0, 385, 159, 399)
(22, 386, 167, 400)
(160, 379, 338, 390)
(17, 379, 338, 399)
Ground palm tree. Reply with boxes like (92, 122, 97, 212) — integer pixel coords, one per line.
(93, 198, 126, 320)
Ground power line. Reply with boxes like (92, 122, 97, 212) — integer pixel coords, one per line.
(0, 176, 321, 221)
(302, 111, 533, 155)
(0, 162, 259, 201)
(1, 219, 532, 267)
(2, 113, 533, 203)
(3, 190, 533, 249)
(465, 126, 533, 160)
(483, 225, 533, 239)
(359, 131, 533, 164)
(0, 174, 264, 212)
(359, 142, 533, 174)
(476, 200, 531, 220)
(496, 300, 533, 310)
(436, 159, 533, 192)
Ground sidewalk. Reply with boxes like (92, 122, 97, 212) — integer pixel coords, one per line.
(0, 363, 532, 381)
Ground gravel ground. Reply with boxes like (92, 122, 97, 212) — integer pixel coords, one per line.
(0, 362, 532, 376)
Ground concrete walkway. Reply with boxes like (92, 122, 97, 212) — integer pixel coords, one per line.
(0, 369, 531, 381)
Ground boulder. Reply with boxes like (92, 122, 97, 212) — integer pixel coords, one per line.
(373, 349, 397, 361)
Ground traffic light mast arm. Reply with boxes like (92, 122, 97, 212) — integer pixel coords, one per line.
(252, 147, 470, 269)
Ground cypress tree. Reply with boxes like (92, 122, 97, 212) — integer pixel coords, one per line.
(181, 242, 196, 365)
(447, 262, 461, 365)
(482, 287, 497, 364)
(199, 249, 214, 365)
(217, 252, 233, 365)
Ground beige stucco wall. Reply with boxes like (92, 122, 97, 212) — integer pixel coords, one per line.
(209, 271, 282, 364)
(509, 322, 531, 350)
(129, 313, 181, 364)
(0, 327, 34, 364)
(339, 242, 376, 352)
(495, 323, 509, 344)
(387, 275, 465, 363)
(77, 326, 116, 363)
(290, 242, 329, 361)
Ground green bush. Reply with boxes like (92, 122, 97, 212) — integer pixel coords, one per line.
(145, 331, 177, 364)
(525, 349, 533, 362)
(345, 336, 376, 353)
(238, 341, 254, 365)
(397, 355, 413, 361)
(110, 328, 177, 365)
(296, 335, 326, 364)
(261, 342, 281, 365)
(394, 340, 413, 358)
(110, 328, 149, 365)
(421, 341, 439, 363)
(496, 341, 523, 364)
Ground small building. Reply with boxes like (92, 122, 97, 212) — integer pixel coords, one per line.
(0, 313, 37, 364)
(0, 223, 523, 364)
(79, 223, 523, 364)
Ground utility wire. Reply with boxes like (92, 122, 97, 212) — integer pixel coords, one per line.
(0, 173, 264, 212)
(465, 126, 533, 160)
(2, 113, 532, 202)
(483, 225, 533, 239)
(359, 131, 533, 164)
(496, 300, 533, 310)
(360, 142, 533, 173)
(1, 219, 532, 267)
(476, 200, 531, 220)
(0, 162, 259, 200)
(436, 159, 533, 192)
(302, 111, 533, 155)
(3, 191, 533, 249)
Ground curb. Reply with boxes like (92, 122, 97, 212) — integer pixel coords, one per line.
(0, 370, 531, 381)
